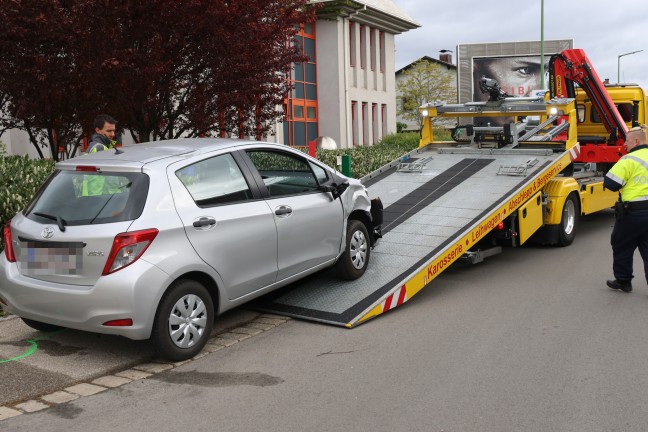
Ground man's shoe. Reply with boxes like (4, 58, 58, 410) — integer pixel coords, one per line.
(607, 279, 632, 293)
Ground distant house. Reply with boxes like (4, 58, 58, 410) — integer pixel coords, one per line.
(395, 53, 457, 132)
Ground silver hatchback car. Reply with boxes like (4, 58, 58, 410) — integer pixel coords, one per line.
(0, 138, 382, 361)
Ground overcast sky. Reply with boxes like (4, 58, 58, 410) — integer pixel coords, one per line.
(393, 0, 648, 89)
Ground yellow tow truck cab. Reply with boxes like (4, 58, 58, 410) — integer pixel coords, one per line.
(575, 84, 648, 140)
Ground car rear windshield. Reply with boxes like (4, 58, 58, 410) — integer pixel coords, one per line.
(24, 170, 149, 226)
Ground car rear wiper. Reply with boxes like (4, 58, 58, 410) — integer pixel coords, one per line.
(34, 212, 67, 232)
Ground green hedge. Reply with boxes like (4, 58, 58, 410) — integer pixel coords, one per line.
(0, 155, 56, 250)
(311, 132, 420, 177)
(310, 130, 451, 178)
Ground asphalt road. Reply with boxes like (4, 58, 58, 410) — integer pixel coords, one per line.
(4, 208, 648, 431)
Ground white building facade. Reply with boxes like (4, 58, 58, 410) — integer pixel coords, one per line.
(279, 0, 419, 148)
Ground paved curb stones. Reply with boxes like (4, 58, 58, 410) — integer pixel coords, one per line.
(0, 314, 289, 421)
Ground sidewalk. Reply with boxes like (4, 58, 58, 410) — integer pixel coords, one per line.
(0, 308, 288, 419)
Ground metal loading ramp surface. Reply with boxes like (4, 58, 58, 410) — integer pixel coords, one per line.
(252, 144, 574, 327)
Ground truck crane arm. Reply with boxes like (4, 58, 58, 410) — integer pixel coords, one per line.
(549, 48, 628, 146)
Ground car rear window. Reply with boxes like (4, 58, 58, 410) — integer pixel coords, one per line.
(176, 153, 253, 206)
(24, 170, 149, 225)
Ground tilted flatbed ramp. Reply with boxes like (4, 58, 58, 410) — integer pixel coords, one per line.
(253, 143, 577, 327)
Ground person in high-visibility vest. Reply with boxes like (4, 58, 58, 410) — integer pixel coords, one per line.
(87, 114, 118, 153)
(603, 125, 648, 293)
(83, 114, 118, 195)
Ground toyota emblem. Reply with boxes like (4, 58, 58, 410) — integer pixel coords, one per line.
(41, 226, 55, 239)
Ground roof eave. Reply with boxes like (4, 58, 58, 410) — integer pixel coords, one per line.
(315, 0, 420, 34)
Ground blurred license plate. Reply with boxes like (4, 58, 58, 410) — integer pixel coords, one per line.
(21, 240, 84, 275)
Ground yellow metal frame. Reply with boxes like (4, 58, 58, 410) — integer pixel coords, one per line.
(517, 190, 544, 245)
(579, 181, 617, 215)
(418, 99, 579, 151)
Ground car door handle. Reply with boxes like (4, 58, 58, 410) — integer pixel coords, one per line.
(274, 205, 292, 217)
(193, 216, 216, 228)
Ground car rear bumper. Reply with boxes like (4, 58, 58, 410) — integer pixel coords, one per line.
(0, 255, 169, 340)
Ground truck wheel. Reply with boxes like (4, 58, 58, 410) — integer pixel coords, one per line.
(335, 219, 370, 280)
(151, 279, 214, 362)
(21, 318, 63, 332)
(557, 193, 579, 246)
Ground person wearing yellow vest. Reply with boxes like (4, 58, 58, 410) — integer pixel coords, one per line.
(87, 114, 117, 153)
(603, 125, 648, 293)
(83, 115, 118, 195)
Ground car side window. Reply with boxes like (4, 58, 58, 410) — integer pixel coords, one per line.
(246, 150, 319, 197)
(176, 153, 252, 206)
(309, 162, 329, 185)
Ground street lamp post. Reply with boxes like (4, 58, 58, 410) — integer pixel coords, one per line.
(540, 0, 545, 89)
(617, 50, 643, 83)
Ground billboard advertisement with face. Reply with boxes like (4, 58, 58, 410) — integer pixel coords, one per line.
(472, 55, 546, 101)
(456, 40, 573, 126)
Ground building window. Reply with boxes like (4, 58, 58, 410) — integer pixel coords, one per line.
(285, 23, 318, 146)
(381, 104, 387, 136)
(359, 25, 366, 70)
(293, 103, 304, 119)
(304, 37, 315, 62)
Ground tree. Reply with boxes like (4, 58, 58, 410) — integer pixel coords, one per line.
(0, 0, 316, 159)
(396, 60, 456, 129)
(0, 0, 92, 160)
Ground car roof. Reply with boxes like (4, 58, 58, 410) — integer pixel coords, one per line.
(58, 137, 285, 170)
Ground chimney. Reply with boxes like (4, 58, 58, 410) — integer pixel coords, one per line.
(439, 49, 453, 64)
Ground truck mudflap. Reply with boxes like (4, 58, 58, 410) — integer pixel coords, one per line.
(370, 197, 383, 245)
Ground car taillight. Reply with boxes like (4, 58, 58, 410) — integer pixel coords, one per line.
(102, 229, 159, 275)
(76, 165, 98, 172)
(3, 220, 16, 263)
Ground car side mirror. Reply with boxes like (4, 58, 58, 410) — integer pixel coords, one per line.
(319, 182, 349, 200)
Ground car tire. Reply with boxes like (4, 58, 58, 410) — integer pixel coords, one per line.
(151, 279, 214, 362)
(335, 219, 370, 280)
(21, 318, 63, 332)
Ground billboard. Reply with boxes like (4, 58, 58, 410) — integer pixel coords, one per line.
(457, 40, 573, 125)
(472, 55, 547, 101)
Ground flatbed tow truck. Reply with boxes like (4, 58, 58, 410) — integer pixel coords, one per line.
(254, 49, 629, 327)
